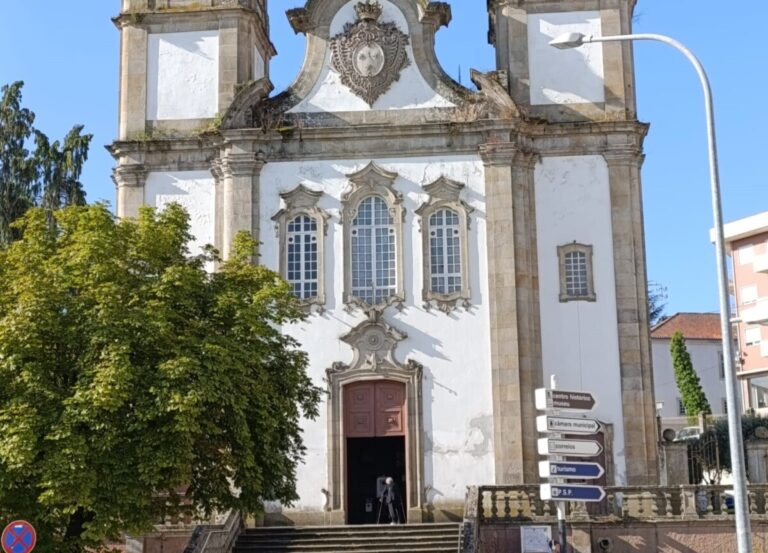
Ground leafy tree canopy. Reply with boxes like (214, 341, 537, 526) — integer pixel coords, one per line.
(670, 331, 712, 417)
(0, 81, 91, 246)
(0, 204, 321, 552)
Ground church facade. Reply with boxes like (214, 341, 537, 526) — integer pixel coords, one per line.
(111, 0, 658, 524)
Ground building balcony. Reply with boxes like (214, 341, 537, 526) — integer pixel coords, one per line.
(754, 254, 768, 274)
(742, 299, 768, 325)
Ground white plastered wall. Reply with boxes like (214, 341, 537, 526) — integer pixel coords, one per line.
(147, 30, 220, 120)
(534, 155, 626, 484)
(259, 156, 492, 511)
(144, 171, 216, 260)
(289, 0, 454, 113)
(528, 12, 604, 105)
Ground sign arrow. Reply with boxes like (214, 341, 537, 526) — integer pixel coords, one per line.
(536, 415, 601, 435)
(537, 437, 603, 457)
(540, 483, 605, 503)
(535, 388, 597, 411)
(539, 460, 605, 480)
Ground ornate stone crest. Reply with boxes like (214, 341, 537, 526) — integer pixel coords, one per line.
(330, 1, 410, 106)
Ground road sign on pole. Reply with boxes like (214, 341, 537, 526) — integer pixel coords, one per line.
(2, 521, 36, 553)
(538, 437, 603, 457)
(535, 388, 596, 411)
(540, 483, 606, 503)
(539, 460, 605, 480)
(536, 415, 601, 435)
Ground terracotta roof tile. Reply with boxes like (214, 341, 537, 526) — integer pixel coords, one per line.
(650, 312, 722, 340)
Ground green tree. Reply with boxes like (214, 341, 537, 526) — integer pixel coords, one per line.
(670, 331, 712, 417)
(0, 204, 321, 552)
(0, 81, 91, 246)
(648, 281, 668, 326)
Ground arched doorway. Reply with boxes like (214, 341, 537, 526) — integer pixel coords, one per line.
(344, 380, 407, 524)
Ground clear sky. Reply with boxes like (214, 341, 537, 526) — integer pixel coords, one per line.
(1, 1, 766, 316)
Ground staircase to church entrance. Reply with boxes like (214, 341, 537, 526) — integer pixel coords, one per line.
(232, 522, 460, 553)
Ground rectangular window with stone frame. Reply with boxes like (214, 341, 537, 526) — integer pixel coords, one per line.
(557, 243, 596, 302)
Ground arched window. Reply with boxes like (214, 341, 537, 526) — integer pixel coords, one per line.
(351, 196, 397, 305)
(272, 185, 328, 310)
(342, 162, 405, 310)
(415, 176, 473, 311)
(429, 208, 462, 294)
(286, 215, 318, 299)
(558, 243, 596, 302)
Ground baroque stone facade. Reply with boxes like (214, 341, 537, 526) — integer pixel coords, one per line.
(111, 0, 659, 525)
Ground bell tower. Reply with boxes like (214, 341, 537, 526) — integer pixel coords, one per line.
(487, 0, 638, 122)
(114, 0, 273, 141)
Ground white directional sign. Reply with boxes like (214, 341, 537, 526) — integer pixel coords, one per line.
(537, 437, 603, 457)
(535, 388, 596, 411)
(539, 460, 605, 480)
(536, 415, 601, 435)
(540, 483, 606, 503)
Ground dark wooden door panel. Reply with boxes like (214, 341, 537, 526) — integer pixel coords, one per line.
(344, 381, 406, 437)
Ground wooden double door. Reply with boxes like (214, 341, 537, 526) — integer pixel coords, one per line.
(344, 381, 407, 524)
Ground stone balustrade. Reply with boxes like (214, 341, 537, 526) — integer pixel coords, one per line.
(469, 484, 768, 525)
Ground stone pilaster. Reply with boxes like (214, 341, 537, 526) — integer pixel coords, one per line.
(480, 140, 542, 484)
(604, 148, 659, 485)
(216, 148, 264, 260)
(116, 23, 148, 140)
(112, 164, 147, 219)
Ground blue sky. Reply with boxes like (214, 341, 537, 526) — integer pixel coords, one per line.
(1, 1, 766, 316)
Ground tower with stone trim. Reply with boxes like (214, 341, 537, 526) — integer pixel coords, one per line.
(111, 0, 659, 526)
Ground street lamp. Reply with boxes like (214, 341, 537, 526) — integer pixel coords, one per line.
(550, 32, 752, 553)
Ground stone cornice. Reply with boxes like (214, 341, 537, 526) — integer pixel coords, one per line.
(113, 3, 266, 30)
(112, 164, 148, 188)
(419, 2, 451, 30)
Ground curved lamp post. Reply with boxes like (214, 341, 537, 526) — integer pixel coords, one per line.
(550, 32, 752, 553)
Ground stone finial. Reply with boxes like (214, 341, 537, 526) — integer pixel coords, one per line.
(354, 1, 383, 21)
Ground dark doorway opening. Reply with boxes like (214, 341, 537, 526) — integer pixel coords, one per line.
(346, 436, 406, 524)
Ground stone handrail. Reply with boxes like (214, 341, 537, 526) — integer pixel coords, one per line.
(473, 484, 768, 524)
(182, 510, 244, 553)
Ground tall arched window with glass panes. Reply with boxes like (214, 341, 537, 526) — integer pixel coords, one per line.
(286, 214, 319, 300)
(351, 196, 397, 305)
(429, 208, 462, 295)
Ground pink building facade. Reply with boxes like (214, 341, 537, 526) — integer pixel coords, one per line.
(722, 212, 768, 412)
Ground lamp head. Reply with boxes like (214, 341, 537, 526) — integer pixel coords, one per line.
(549, 32, 588, 49)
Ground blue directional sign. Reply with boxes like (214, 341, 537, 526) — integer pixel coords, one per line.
(540, 483, 605, 503)
(2, 521, 36, 553)
(539, 461, 605, 480)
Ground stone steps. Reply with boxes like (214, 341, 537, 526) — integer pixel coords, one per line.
(233, 523, 460, 553)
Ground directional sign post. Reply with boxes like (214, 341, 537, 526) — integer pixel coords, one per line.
(535, 388, 596, 411)
(537, 437, 603, 457)
(536, 415, 601, 435)
(540, 483, 606, 503)
(539, 460, 605, 480)
(2, 521, 36, 553)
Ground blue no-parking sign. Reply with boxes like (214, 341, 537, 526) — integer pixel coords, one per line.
(1, 520, 36, 553)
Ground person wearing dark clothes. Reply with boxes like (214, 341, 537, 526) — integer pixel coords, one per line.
(381, 476, 402, 524)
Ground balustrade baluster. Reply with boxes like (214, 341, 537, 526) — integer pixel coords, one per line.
(490, 489, 499, 522)
(503, 491, 511, 521)
(705, 489, 714, 516)
(515, 490, 524, 519)
(748, 489, 757, 514)
(663, 490, 673, 517)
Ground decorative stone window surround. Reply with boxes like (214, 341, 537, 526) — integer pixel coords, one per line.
(414, 176, 473, 312)
(341, 162, 405, 312)
(557, 242, 596, 302)
(272, 184, 329, 311)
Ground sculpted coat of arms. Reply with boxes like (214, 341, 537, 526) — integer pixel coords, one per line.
(330, 1, 410, 106)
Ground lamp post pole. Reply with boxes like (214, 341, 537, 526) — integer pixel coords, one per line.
(550, 32, 751, 553)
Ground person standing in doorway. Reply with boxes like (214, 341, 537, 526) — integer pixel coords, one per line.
(381, 476, 402, 524)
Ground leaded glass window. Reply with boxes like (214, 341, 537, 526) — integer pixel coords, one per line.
(429, 208, 462, 294)
(558, 243, 595, 302)
(351, 196, 397, 305)
(287, 215, 319, 300)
